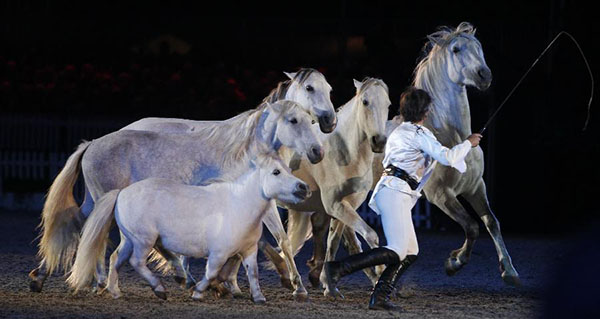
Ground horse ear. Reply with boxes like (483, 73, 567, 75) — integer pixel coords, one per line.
(353, 79, 363, 90)
(284, 71, 296, 80)
(427, 35, 443, 46)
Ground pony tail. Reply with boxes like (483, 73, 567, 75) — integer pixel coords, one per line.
(67, 189, 120, 291)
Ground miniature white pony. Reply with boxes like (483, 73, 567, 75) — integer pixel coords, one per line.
(68, 153, 310, 303)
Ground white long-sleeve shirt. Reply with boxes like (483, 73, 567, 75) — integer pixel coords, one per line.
(369, 122, 472, 214)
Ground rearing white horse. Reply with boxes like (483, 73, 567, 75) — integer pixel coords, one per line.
(415, 22, 519, 285)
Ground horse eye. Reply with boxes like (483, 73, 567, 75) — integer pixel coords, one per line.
(452, 46, 460, 53)
(306, 85, 314, 92)
(362, 99, 369, 106)
(311, 119, 316, 124)
(272, 169, 280, 176)
(289, 118, 298, 124)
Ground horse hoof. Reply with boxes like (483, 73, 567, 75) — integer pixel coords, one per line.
(280, 278, 293, 290)
(29, 280, 43, 293)
(214, 284, 232, 299)
(153, 290, 167, 300)
(293, 291, 309, 302)
(444, 258, 463, 276)
(501, 272, 521, 287)
(253, 296, 267, 304)
(191, 290, 205, 301)
(324, 288, 344, 300)
(109, 290, 122, 299)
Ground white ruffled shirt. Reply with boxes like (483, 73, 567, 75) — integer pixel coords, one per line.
(369, 122, 472, 214)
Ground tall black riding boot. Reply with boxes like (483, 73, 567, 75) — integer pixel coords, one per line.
(324, 247, 400, 294)
(368, 254, 417, 311)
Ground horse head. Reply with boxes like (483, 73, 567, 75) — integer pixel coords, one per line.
(283, 68, 337, 133)
(424, 22, 492, 91)
(262, 100, 324, 164)
(353, 78, 390, 153)
(253, 152, 311, 204)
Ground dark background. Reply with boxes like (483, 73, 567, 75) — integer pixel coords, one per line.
(0, 0, 597, 234)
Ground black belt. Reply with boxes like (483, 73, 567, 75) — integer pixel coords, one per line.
(382, 165, 419, 190)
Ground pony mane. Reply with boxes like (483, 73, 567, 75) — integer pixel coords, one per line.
(418, 22, 478, 59)
(262, 80, 291, 104)
(194, 108, 263, 169)
(196, 100, 303, 170)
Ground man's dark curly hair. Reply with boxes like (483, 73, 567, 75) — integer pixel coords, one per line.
(399, 87, 431, 123)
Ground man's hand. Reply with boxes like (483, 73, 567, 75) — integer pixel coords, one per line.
(467, 133, 482, 147)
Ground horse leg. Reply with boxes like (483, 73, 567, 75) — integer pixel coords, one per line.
(287, 209, 313, 256)
(262, 201, 308, 301)
(463, 181, 520, 286)
(241, 245, 266, 304)
(129, 243, 168, 300)
(104, 232, 133, 299)
(432, 192, 480, 276)
(341, 226, 379, 286)
(217, 255, 244, 298)
(258, 240, 292, 290)
(307, 211, 329, 288)
(324, 199, 379, 250)
(320, 218, 346, 298)
(153, 243, 195, 289)
(191, 255, 228, 301)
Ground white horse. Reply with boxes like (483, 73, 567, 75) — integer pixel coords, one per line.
(415, 22, 519, 285)
(30, 99, 323, 298)
(67, 152, 310, 303)
(258, 78, 391, 296)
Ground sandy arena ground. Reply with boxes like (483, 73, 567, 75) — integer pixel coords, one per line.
(0, 209, 575, 318)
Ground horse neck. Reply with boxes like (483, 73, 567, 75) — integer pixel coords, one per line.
(231, 168, 270, 213)
(336, 97, 372, 158)
(415, 58, 473, 143)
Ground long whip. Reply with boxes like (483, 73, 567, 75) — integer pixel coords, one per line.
(479, 31, 594, 134)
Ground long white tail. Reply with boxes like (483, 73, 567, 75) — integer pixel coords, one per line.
(38, 141, 91, 275)
(67, 189, 120, 291)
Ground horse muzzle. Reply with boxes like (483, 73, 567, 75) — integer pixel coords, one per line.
(476, 67, 492, 90)
(318, 112, 337, 133)
(292, 183, 311, 201)
(307, 144, 324, 164)
(370, 135, 387, 153)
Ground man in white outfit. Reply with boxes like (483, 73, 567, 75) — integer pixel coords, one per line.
(325, 87, 482, 311)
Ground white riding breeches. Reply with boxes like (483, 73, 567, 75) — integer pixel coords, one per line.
(373, 186, 419, 260)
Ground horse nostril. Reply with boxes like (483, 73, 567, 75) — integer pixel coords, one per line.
(297, 183, 308, 192)
(311, 146, 323, 158)
(478, 68, 491, 80)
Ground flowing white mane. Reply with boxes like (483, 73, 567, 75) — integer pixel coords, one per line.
(196, 100, 301, 169)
